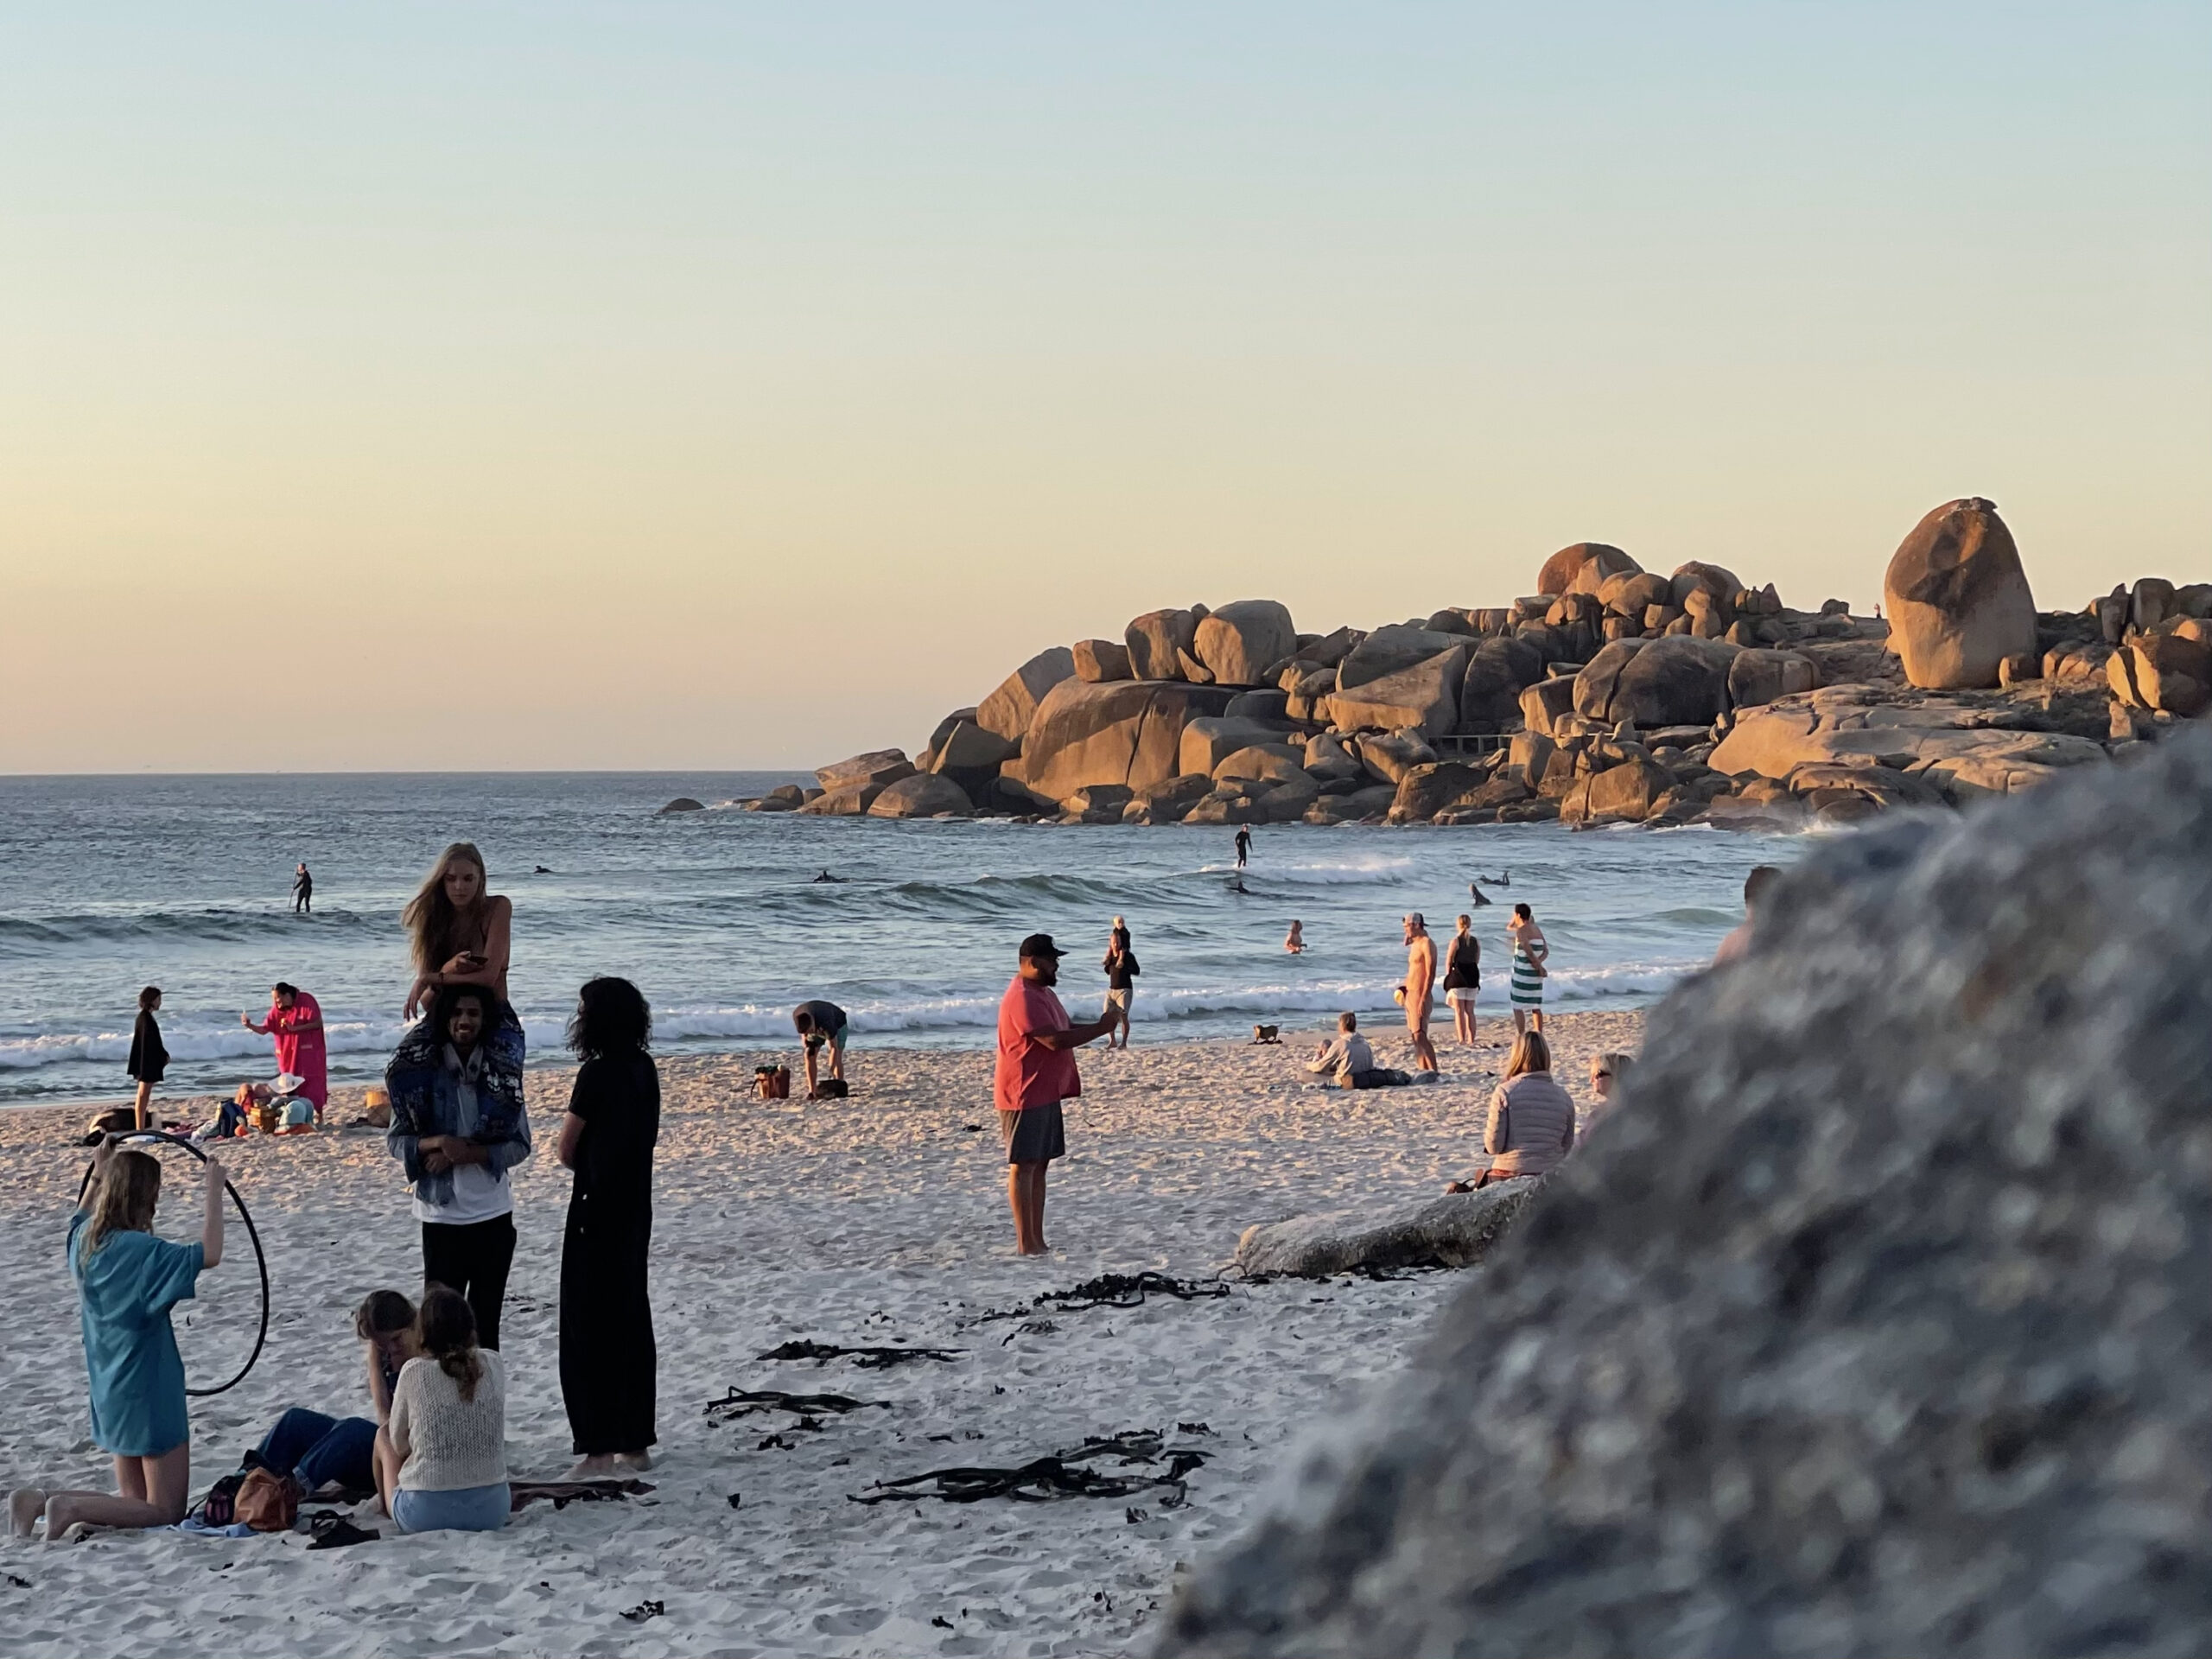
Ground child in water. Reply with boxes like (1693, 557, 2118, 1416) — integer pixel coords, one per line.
(11, 1138, 225, 1540)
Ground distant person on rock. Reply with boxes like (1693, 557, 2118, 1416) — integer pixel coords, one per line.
(293, 862, 314, 915)
(1234, 825, 1252, 868)
(1507, 904, 1549, 1035)
(1713, 866, 1783, 966)
(126, 986, 168, 1133)
(992, 934, 1114, 1255)
(1402, 912, 1439, 1073)
(243, 982, 327, 1125)
(1101, 918, 1138, 1051)
(791, 1000, 849, 1097)
(1443, 915, 1483, 1047)
(1283, 919, 1305, 954)
(1445, 1031, 1573, 1192)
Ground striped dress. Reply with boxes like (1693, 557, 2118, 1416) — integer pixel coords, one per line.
(1510, 933, 1548, 1009)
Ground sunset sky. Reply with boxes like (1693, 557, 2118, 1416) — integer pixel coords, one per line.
(3, 3, 2207, 772)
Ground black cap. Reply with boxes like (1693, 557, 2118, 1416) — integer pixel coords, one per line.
(1018, 932, 1066, 960)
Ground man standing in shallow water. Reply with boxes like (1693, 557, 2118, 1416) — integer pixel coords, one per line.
(992, 934, 1115, 1255)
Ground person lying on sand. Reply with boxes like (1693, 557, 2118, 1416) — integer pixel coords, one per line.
(13, 1136, 225, 1541)
(254, 1291, 421, 1498)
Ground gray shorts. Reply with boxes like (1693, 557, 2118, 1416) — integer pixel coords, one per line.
(999, 1101, 1067, 1165)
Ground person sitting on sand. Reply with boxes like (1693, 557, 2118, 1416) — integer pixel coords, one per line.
(791, 999, 849, 1096)
(993, 934, 1116, 1255)
(1446, 1031, 1573, 1192)
(387, 985, 531, 1351)
(12, 1137, 225, 1541)
(1713, 866, 1782, 965)
(253, 1291, 421, 1497)
(1306, 1013, 1376, 1086)
(1586, 1051, 1634, 1129)
(375, 1286, 509, 1535)
(1284, 919, 1305, 954)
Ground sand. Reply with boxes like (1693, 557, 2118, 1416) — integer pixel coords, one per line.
(0, 1011, 1639, 1657)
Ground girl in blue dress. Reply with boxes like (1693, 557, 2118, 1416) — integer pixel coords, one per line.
(9, 1139, 224, 1541)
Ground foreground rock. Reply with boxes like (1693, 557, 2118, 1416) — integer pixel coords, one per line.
(1161, 730, 2212, 1658)
(1233, 1186, 1535, 1279)
(657, 797, 704, 814)
(1883, 496, 2037, 689)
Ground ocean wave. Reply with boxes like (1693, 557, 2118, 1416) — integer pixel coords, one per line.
(0, 1017, 406, 1072)
(0, 906, 382, 957)
(1192, 855, 1416, 885)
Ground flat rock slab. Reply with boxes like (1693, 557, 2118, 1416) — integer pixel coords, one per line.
(1234, 1185, 1535, 1278)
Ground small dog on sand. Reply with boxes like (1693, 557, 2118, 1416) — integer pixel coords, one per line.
(1251, 1025, 1281, 1045)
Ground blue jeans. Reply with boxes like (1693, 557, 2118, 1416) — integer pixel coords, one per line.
(392, 1483, 509, 1534)
(257, 1408, 378, 1493)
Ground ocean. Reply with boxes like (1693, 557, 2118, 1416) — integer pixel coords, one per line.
(0, 772, 1800, 1107)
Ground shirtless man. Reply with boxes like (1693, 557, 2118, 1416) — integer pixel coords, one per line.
(1713, 866, 1782, 965)
(1402, 912, 1439, 1073)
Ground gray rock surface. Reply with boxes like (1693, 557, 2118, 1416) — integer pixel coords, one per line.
(1233, 1186, 1535, 1279)
(1160, 728, 2212, 1658)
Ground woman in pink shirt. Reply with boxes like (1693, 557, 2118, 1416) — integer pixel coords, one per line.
(991, 934, 1115, 1255)
(243, 982, 327, 1122)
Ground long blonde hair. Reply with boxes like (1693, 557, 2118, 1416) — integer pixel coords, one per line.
(402, 842, 491, 975)
(1504, 1030, 1553, 1079)
(84, 1148, 162, 1257)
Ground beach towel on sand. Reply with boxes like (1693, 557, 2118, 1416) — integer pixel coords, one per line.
(385, 1006, 529, 1206)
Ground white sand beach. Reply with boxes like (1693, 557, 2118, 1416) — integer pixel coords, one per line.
(0, 1014, 1637, 1657)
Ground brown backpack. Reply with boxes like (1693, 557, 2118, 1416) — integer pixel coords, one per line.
(234, 1467, 299, 1532)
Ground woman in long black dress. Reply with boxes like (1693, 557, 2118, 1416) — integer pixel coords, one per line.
(127, 986, 168, 1131)
(555, 976, 658, 1476)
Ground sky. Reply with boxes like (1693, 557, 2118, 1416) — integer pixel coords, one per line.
(2, 3, 2207, 772)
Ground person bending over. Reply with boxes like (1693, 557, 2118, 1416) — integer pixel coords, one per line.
(253, 1291, 420, 1497)
(386, 986, 531, 1350)
(1446, 1031, 1574, 1192)
(375, 1286, 508, 1534)
(12, 1139, 224, 1540)
(791, 999, 849, 1097)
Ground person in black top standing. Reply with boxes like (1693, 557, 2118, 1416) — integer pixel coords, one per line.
(791, 999, 849, 1098)
(1102, 916, 1139, 1050)
(556, 977, 659, 1477)
(126, 986, 168, 1131)
(293, 862, 314, 915)
(1443, 913, 1484, 1048)
(1234, 825, 1253, 868)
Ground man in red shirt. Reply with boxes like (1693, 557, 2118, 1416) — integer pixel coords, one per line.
(242, 982, 328, 1124)
(993, 933, 1116, 1255)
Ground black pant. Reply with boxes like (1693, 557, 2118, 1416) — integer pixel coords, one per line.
(421, 1215, 517, 1351)
(294, 891, 310, 913)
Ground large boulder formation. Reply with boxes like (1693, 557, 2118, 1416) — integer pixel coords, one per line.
(1161, 729, 2212, 1659)
(925, 720, 1017, 775)
(1015, 680, 1237, 801)
(1325, 644, 1467, 734)
(1459, 635, 1547, 729)
(1535, 542, 1636, 597)
(1179, 715, 1301, 778)
(815, 749, 915, 793)
(1125, 608, 1201, 681)
(1574, 635, 1738, 728)
(1883, 497, 2038, 690)
(1194, 600, 1298, 687)
(1233, 1187, 1535, 1278)
(866, 773, 973, 817)
(1071, 638, 1134, 683)
(1335, 625, 1469, 691)
(976, 646, 1078, 741)
(1669, 560, 1743, 608)
(1727, 647, 1820, 709)
(1712, 686, 2108, 801)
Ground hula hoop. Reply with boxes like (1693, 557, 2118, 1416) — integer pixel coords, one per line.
(76, 1130, 271, 1398)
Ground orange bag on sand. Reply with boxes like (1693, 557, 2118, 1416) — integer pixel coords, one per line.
(753, 1065, 791, 1101)
(235, 1467, 299, 1532)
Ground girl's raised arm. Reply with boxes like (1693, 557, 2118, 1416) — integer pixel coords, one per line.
(200, 1155, 226, 1269)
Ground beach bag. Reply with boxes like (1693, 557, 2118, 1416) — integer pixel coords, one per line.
(815, 1077, 849, 1100)
(252, 1102, 280, 1135)
(364, 1086, 392, 1128)
(81, 1107, 137, 1146)
(235, 1466, 300, 1532)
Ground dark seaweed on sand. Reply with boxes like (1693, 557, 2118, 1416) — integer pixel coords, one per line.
(702, 1387, 887, 1421)
(969, 1270, 1232, 1325)
(757, 1339, 965, 1367)
(849, 1428, 1209, 1508)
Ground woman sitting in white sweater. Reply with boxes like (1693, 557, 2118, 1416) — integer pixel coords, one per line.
(374, 1284, 508, 1533)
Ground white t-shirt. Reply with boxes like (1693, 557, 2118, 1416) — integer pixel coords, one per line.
(410, 1055, 517, 1225)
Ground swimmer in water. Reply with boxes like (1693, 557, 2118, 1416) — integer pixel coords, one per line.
(1284, 919, 1305, 953)
(811, 870, 846, 884)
